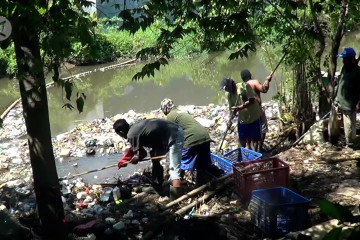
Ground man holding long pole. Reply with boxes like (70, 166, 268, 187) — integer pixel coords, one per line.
(241, 69, 272, 152)
(220, 77, 262, 151)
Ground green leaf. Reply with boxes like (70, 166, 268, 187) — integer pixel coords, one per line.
(158, 57, 168, 65)
(64, 82, 73, 101)
(62, 103, 74, 111)
(153, 61, 160, 70)
(76, 94, 85, 113)
(37, 7, 47, 15)
(317, 199, 354, 223)
(132, 72, 143, 81)
(0, 118, 3, 128)
(322, 227, 342, 240)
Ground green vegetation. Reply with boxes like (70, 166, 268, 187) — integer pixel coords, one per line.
(0, 18, 202, 77)
(0, 43, 16, 77)
(318, 198, 360, 239)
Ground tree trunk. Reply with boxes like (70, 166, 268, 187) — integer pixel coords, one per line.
(328, 1, 348, 99)
(294, 64, 315, 138)
(11, 10, 67, 240)
(309, 0, 331, 118)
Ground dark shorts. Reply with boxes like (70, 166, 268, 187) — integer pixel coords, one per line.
(180, 141, 211, 171)
(238, 118, 261, 141)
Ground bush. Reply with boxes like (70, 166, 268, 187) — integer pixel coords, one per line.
(0, 19, 202, 76)
(0, 43, 17, 77)
(69, 33, 118, 65)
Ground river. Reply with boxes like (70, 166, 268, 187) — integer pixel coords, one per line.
(0, 52, 280, 136)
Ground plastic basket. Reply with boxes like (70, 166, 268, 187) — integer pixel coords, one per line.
(224, 147, 262, 162)
(210, 148, 262, 174)
(249, 187, 310, 237)
(210, 153, 233, 174)
(233, 157, 289, 201)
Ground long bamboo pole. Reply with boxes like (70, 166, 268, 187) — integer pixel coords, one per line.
(163, 173, 233, 209)
(59, 155, 166, 180)
(141, 177, 233, 240)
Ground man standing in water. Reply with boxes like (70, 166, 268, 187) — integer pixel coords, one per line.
(220, 77, 262, 150)
(241, 69, 273, 152)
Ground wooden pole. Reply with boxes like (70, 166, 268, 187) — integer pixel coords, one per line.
(0, 98, 21, 119)
(141, 177, 233, 240)
(174, 177, 232, 216)
(59, 155, 166, 180)
(163, 173, 233, 209)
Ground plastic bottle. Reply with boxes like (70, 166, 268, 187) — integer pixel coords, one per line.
(112, 186, 121, 201)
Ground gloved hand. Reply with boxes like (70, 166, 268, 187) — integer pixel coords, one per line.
(118, 148, 135, 169)
(130, 155, 139, 164)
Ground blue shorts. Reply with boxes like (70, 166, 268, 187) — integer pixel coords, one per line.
(238, 118, 261, 141)
(180, 141, 211, 171)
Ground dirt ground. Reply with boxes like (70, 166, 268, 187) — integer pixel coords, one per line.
(3, 123, 360, 240)
(87, 140, 360, 240)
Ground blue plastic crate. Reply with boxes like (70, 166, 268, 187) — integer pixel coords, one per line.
(249, 187, 310, 237)
(224, 147, 262, 162)
(210, 153, 233, 174)
(210, 148, 262, 174)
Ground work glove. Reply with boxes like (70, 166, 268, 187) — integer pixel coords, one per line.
(118, 147, 134, 169)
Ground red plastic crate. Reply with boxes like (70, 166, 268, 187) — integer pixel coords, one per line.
(233, 157, 289, 202)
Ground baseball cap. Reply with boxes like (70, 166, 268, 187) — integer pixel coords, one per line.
(337, 47, 356, 58)
(219, 77, 233, 90)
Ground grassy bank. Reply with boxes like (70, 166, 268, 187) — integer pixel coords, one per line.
(0, 19, 202, 77)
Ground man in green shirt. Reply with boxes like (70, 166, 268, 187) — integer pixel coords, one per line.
(160, 98, 212, 185)
(334, 47, 360, 146)
(220, 77, 262, 150)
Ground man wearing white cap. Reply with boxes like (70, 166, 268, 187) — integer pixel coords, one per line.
(160, 98, 213, 185)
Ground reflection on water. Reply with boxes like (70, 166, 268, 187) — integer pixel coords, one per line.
(1, 52, 280, 136)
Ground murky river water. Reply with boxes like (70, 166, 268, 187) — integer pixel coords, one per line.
(0, 52, 280, 136)
(56, 153, 152, 184)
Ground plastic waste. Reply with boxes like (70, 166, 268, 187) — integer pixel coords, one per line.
(112, 186, 121, 201)
(86, 147, 96, 155)
(14, 187, 30, 196)
(85, 139, 97, 147)
(100, 188, 113, 203)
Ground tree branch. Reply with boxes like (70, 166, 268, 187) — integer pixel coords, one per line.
(267, 0, 297, 35)
(308, 0, 325, 59)
(329, 1, 348, 99)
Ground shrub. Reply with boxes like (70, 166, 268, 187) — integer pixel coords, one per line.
(0, 43, 17, 76)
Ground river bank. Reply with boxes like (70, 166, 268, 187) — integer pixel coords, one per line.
(2, 101, 360, 239)
(0, 101, 280, 185)
(0, 101, 280, 239)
